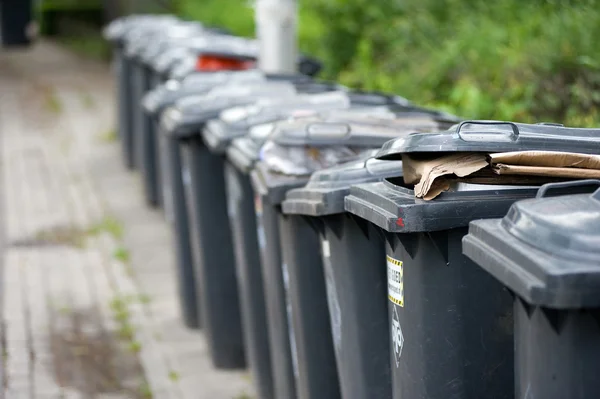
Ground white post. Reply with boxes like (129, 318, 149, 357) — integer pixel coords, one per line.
(255, 0, 298, 74)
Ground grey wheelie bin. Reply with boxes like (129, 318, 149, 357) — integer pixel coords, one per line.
(157, 81, 300, 364)
(118, 16, 180, 169)
(250, 114, 453, 399)
(463, 180, 600, 399)
(104, 15, 175, 169)
(281, 156, 404, 399)
(343, 121, 600, 399)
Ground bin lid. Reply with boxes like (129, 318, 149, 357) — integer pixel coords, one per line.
(376, 120, 600, 160)
(227, 136, 263, 174)
(463, 180, 600, 309)
(249, 115, 446, 204)
(344, 176, 600, 233)
(144, 72, 317, 114)
(142, 70, 268, 114)
(124, 19, 182, 58)
(282, 154, 403, 216)
(203, 91, 352, 154)
(160, 82, 299, 138)
(140, 24, 208, 65)
(103, 15, 177, 43)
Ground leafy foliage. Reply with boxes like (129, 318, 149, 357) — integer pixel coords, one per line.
(176, 0, 600, 126)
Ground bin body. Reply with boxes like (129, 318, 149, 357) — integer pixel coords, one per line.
(180, 138, 245, 368)
(279, 213, 341, 399)
(281, 155, 418, 399)
(224, 162, 275, 398)
(385, 227, 513, 399)
(117, 48, 135, 169)
(321, 214, 391, 399)
(256, 194, 299, 399)
(1, 0, 32, 47)
(157, 130, 200, 328)
(463, 182, 600, 399)
(132, 61, 152, 170)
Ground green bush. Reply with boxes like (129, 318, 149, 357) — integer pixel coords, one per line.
(176, 0, 600, 126)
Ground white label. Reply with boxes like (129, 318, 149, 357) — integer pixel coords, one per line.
(391, 305, 404, 368)
(225, 166, 242, 219)
(159, 136, 174, 224)
(321, 239, 331, 258)
(322, 239, 341, 354)
(255, 195, 266, 249)
(282, 263, 299, 378)
(387, 256, 404, 307)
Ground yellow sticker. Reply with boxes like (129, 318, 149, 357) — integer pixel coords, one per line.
(387, 255, 404, 307)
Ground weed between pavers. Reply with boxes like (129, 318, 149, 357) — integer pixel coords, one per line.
(47, 306, 152, 398)
(87, 216, 124, 241)
(98, 128, 118, 143)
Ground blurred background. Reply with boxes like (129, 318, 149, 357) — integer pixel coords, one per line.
(3, 0, 600, 126)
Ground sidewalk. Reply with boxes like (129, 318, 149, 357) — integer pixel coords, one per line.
(0, 41, 255, 399)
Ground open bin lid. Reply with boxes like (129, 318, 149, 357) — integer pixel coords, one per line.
(376, 120, 600, 160)
(160, 82, 299, 138)
(463, 180, 600, 309)
(282, 154, 404, 216)
(249, 114, 447, 204)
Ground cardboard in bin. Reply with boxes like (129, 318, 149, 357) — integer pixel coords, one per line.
(404, 151, 600, 200)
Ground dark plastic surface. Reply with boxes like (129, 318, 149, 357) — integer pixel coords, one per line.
(114, 48, 135, 169)
(345, 181, 544, 233)
(320, 215, 392, 399)
(157, 131, 200, 329)
(376, 120, 600, 160)
(384, 227, 513, 399)
(279, 214, 341, 399)
(256, 195, 299, 399)
(463, 181, 600, 308)
(224, 163, 275, 399)
(463, 181, 600, 399)
(180, 140, 246, 369)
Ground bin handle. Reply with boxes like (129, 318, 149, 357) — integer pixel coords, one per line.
(456, 120, 520, 142)
(536, 180, 600, 198)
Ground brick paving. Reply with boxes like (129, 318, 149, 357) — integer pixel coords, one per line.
(0, 42, 254, 399)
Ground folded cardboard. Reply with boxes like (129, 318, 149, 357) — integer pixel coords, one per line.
(404, 150, 600, 200)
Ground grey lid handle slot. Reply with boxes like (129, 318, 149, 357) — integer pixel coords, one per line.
(535, 179, 600, 198)
(456, 120, 520, 142)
